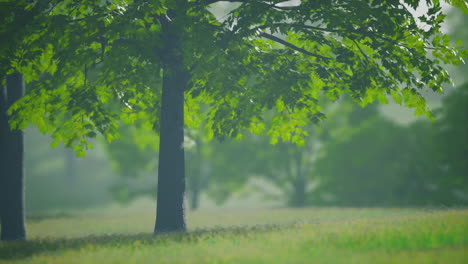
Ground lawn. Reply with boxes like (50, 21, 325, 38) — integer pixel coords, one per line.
(1, 204, 467, 263)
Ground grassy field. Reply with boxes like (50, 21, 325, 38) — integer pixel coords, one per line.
(1, 203, 467, 263)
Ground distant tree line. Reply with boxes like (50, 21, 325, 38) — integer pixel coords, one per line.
(108, 84, 467, 208)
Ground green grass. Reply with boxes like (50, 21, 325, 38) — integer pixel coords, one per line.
(1, 204, 467, 263)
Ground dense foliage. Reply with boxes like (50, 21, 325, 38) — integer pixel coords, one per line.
(1, 0, 465, 147)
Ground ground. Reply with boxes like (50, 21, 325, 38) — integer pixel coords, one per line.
(1, 201, 467, 263)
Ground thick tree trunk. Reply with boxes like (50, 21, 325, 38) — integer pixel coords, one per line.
(0, 73, 26, 241)
(154, 64, 187, 233)
(154, 19, 188, 233)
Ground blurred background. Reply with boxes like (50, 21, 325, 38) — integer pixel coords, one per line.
(24, 4, 467, 216)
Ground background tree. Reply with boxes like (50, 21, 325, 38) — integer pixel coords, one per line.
(197, 138, 256, 207)
(24, 128, 115, 214)
(246, 99, 378, 207)
(312, 84, 468, 206)
(185, 128, 209, 210)
(4, 0, 467, 234)
(313, 113, 412, 206)
(64, 148, 76, 184)
(431, 83, 468, 203)
(103, 122, 159, 202)
(248, 139, 318, 207)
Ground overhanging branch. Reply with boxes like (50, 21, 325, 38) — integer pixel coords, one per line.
(257, 23, 436, 53)
(252, 22, 361, 34)
(201, 0, 295, 10)
(258, 32, 332, 60)
(203, 0, 246, 4)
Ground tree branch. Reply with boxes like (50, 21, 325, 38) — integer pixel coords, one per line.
(258, 32, 332, 60)
(203, 0, 245, 4)
(201, 0, 294, 10)
(352, 39, 369, 64)
(257, 23, 437, 53)
(253, 22, 361, 34)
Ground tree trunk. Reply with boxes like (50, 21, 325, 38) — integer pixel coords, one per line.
(189, 137, 204, 211)
(189, 185, 200, 211)
(291, 150, 306, 207)
(0, 73, 26, 241)
(292, 175, 306, 207)
(64, 147, 76, 184)
(154, 19, 188, 233)
(154, 63, 187, 233)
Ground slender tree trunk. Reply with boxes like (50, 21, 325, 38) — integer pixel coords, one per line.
(154, 17, 188, 233)
(291, 150, 306, 207)
(189, 137, 204, 211)
(292, 175, 306, 207)
(64, 147, 76, 184)
(0, 73, 26, 241)
(189, 184, 200, 211)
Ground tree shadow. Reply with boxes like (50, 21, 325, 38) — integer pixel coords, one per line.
(26, 212, 75, 223)
(0, 224, 287, 260)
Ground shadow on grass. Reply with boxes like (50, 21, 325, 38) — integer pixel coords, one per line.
(26, 212, 76, 223)
(0, 224, 287, 260)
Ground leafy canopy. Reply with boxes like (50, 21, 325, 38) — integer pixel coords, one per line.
(2, 0, 467, 150)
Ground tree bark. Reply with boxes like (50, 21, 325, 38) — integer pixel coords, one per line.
(154, 19, 188, 233)
(0, 73, 26, 241)
(154, 63, 187, 233)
